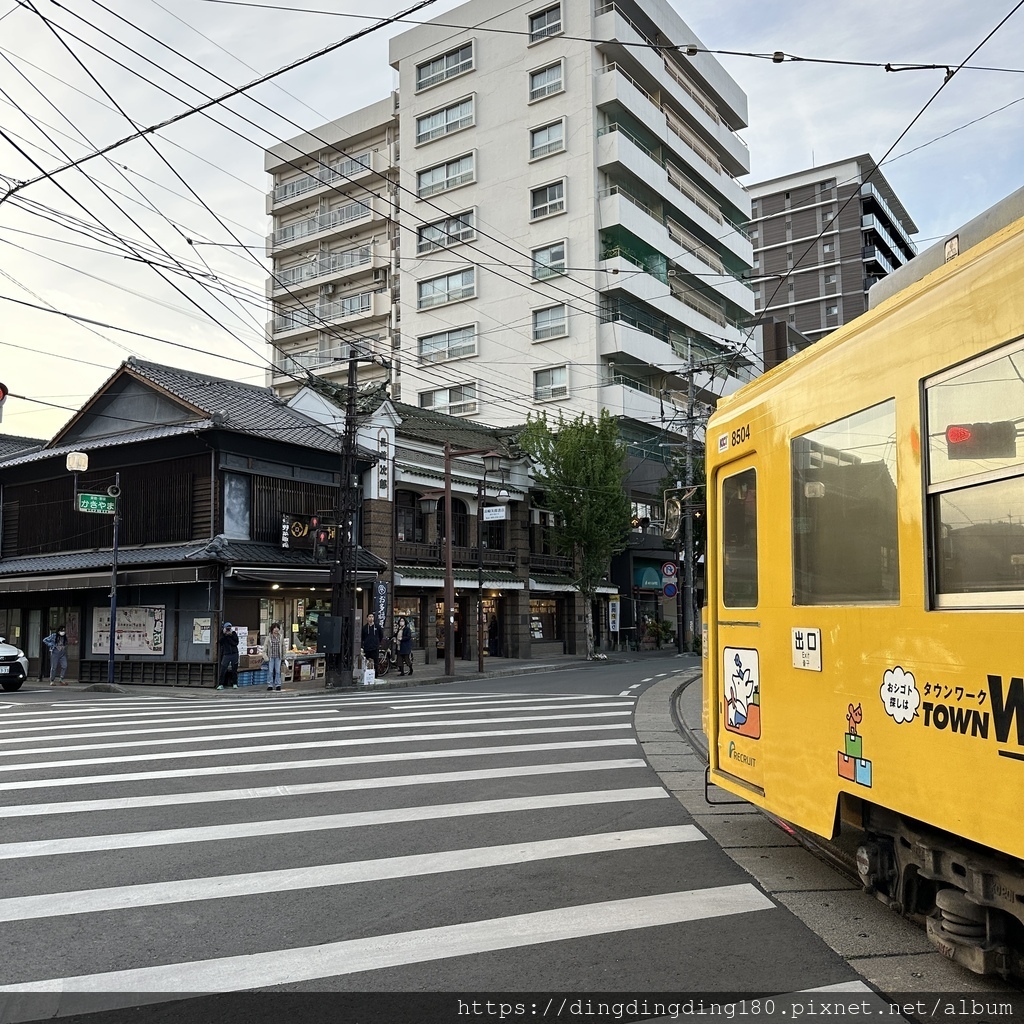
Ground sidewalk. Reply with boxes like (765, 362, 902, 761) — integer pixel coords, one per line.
(62, 647, 688, 700)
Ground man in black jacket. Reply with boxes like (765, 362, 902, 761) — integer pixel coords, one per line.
(361, 613, 381, 666)
(217, 622, 239, 690)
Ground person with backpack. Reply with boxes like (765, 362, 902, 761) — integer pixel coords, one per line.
(42, 625, 69, 686)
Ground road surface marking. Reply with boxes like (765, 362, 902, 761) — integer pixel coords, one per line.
(0, 723, 632, 773)
(0, 702, 634, 744)
(0, 711, 634, 758)
(0, 786, 669, 859)
(0, 738, 639, 791)
(0, 759, 649, 817)
(0, 885, 771, 1006)
(0, 825, 703, 921)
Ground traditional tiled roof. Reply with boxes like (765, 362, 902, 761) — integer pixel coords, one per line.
(392, 402, 525, 455)
(0, 539, 386, 577)
(123, 359, 342, 451)
(0, 435, 45, 460)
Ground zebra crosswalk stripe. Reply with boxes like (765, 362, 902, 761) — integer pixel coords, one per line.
(0, 885, 773, 1008)
(0, 787, 670, 859)
(0, 758, 649, 817)
(0, 825, 705, 922)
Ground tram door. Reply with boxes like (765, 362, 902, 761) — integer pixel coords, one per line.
(715, 460, 765, 792)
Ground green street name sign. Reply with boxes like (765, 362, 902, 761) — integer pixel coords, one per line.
(78, 492, 117, 514)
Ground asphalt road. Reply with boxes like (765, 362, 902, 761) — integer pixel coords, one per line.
(0, 663, 876, 1024)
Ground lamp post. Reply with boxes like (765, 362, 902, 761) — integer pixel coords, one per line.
(476, 452, 508, 674)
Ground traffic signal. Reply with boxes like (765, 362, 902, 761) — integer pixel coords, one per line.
(945, 421, 1017, 460)
(313, 527, 330, 563)
(309, 513, 321, 534)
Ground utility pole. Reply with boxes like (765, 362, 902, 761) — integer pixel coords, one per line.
(328, 348, 360, 687)
(683, 366, 695, 653)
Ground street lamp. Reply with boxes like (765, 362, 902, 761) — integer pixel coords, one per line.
(476, 452, 509, 673)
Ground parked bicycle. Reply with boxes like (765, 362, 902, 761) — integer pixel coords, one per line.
(375, 636, 398, 677)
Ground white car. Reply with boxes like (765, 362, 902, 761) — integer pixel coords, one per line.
(0, 638, 29, 691)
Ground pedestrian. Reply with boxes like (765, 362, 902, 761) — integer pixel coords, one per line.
(361, 612, 381, 666)
(488, 615, 499, 656)
(396, 616, 413, 676)
(264, 622, 284, 692)
(217, 622, 239, 690)
(42, 625, 69, 686)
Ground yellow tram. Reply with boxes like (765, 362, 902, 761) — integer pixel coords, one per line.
(704, 190, 1024, 977)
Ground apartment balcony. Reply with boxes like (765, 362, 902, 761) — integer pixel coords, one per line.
(268, 245, 387, 298)
(600, 375, 683, 425)
(268, 289, 390, 340)
(599, 189, 752, 311)
(862, 244, 898, 276)
(860, 183, 917, 254)
(599, 255, 744, 347)
(273, 336, 392, 379)
(267, 150, 386, 214)
(595, 127, 752, 266)
(592, 61, 748, 214)
(592, 7, 749, 177)
(267, 196, 387, 256)
(394, 540, 516, 570)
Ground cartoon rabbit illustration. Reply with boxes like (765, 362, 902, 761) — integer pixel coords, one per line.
(726, 653, 756, 728)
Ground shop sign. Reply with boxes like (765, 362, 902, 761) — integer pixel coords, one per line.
(377, 429, 390, 500)
(374, 581, 389, 629)
(482, 505, 507, 521)
(608, 596, 620, 633)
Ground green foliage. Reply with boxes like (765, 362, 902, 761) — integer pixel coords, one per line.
(519, 409, 632, 656)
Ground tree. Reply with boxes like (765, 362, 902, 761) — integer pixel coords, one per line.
(520, 409, 632, 659)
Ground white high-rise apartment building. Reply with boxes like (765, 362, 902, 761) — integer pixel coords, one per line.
(265, 0, 754, 459)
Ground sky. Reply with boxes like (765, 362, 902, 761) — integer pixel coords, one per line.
(0, 0, 1021, 441)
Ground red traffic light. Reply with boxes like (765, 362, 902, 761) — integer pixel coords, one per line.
(0, 383, 8, 403)
(309, 514, 320, 532)
(316, 528, 330, 545)
(945, 421, 1017, 460)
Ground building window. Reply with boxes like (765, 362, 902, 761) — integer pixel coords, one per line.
(824, 272, 837, 284)
(417, 211, 475, 253)
(530, 119, 564, 159)
(529, 4, 562, 41)
(417, 154, 475, 198)
(416, 97, 475, 144)
(532, 241, 566, 280)
(223, 473, 251, 540)
(825, 303, 838, 316)
(531, 180, 565, 219)
(529, 61, 563, 101)
(419, 384, 477, 416)
(417, 268, 475, 308)
(925, 339, 1024, 605)
(534, 365, 567, 400)
(792, 401, 899, 604)
(532, 304, 567, 340)
(416, 43, 473, 91)
(823, 241, 835, 253)
(418, 325, 477, 363)
(395, 490, 425, 543)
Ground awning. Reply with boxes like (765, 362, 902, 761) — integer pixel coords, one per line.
(529, 576, 618, 594)
(228, 567, 380, 585)
(395, 567, 524, 590)
(0, 565, 218, 594)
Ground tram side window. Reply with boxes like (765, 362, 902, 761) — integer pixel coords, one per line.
(791, 400, 899, 604)
(925, 339, 1024, 604)
(721, 469, 758, 607)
